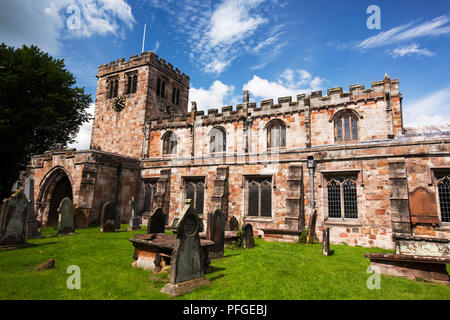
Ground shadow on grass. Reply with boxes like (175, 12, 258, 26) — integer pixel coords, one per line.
(32, 241, 59, 248)
(208, 265, 226, 274)
(220, 253, 242, 258)
(209, 274, 225, 282)
(0, 243, 36, 251)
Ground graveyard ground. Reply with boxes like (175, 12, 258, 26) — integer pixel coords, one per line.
(0, 226, 449, 300)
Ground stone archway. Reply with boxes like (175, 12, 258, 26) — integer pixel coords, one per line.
(37, 167, 73, 227)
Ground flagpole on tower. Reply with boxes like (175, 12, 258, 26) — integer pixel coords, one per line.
(141, 23, 147, 53)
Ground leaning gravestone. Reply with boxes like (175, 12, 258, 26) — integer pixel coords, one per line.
(243, 223, 255, 249)
(322, 227, 331, 256)
(101, 202, 120, 232)
(228, 216, 239, 231)
(0, 190, 30, 247)
(24, 178, 41, 239)
(128, 197, 141, 231)
(147, 207, 165, 234)
(58, 198, 75, 235)
(207, 209, 226, 259)
(161, 199, 210, 297)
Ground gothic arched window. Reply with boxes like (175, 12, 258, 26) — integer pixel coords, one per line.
(326, 175, 358, 219)
(108, 77, 119, 99)
(209, 127, 226, 153)
(143, 180, 157, 212)
(126, 72, 138, 94)
(267, 119, 286, 149)
(246, 177, 272, 218)
(335, 111, 359, 142)
(437, 175, 450, 223)
(162, 131, 177, 155)
(184, 178, 205, 215)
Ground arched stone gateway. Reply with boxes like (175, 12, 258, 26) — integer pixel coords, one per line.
(37, 167, 73, 227)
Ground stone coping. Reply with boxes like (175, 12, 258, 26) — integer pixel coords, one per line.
(262, 228, 303, 236)
(199, 231, 238, 239)
(130, 233, 214, 251)
(365, 253, 450, 264)
(393, 235, 450, 243)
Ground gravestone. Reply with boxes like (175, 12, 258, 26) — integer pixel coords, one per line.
(243, 223, 255, 249)
(128, 197, 141, 231)
(57, 198, 75, 235)
(101, 202, 120, 232)
(0, 190, 30, 247)
(207, 209, 226, 259)
(171, 218, 180, 229)
(24, 178, 41, 239)
(322, 227, 330, 256)
(307, 210, 317, 244)
(228, 216, 239, 231)
(147, 207, 165, 234)
(161, 200, 210, 297)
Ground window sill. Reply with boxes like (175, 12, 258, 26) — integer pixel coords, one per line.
(324, 219, 362, 227)
(436, 224, 450, 231)
(244, 217, 273, 223)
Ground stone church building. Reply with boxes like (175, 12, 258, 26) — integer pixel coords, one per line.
(24, 51, 450, 249)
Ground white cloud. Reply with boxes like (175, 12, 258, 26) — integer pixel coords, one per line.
(403, 88, 450, 128)
(149, 0, 285, 74)
(357, 15, 450, 50)
(68, 103, 95, 150)
(0, 0, 135, 54)
(189, 81, 236, 111)
(390, 43, 435, 58)
(208, 0, 267, 47)
(244, 69, 325, 101)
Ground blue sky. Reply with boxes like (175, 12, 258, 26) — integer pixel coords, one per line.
(1, 0, 449, 149)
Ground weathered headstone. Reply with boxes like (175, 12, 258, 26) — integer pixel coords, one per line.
(161, 200, 210, 296)
(243, 223, 255, 249)
(128, 197, 141, 231)
(207, 209, 226, 259)
(57, 198, 75, 235)
(24, 178, 41, 239)
(171, 218, 180, 229)
(322, 227, 330, 256)
(101, 202, 119, 232)
(228, 215, 239, 231)
(147, 207, 165, 234)
(0, 190, 30, 246)
(307, 210, 317, 244)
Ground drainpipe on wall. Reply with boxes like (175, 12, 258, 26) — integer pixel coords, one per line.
(307, 156, 317, 243)
(115, 163, 122, 206)
(307, 156, 315, 209)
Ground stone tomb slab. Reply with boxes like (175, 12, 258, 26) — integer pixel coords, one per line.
(365, 253, 450, 285)
(130, 233, 214, 273)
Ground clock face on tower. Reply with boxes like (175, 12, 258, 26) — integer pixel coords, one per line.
(160, 103, 175, 117)
(113, 96, 126, 113)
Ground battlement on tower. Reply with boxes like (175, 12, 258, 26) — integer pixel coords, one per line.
(97, 51, 190, 87)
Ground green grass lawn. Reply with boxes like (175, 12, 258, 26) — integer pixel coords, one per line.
(0, 226, 449, 300)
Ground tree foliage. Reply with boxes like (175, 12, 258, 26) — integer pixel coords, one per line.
(0, 44, 92, 199)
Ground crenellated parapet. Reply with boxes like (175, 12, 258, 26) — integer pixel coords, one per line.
(146, 76, 401, 130)
(97, 51, 190, 87)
